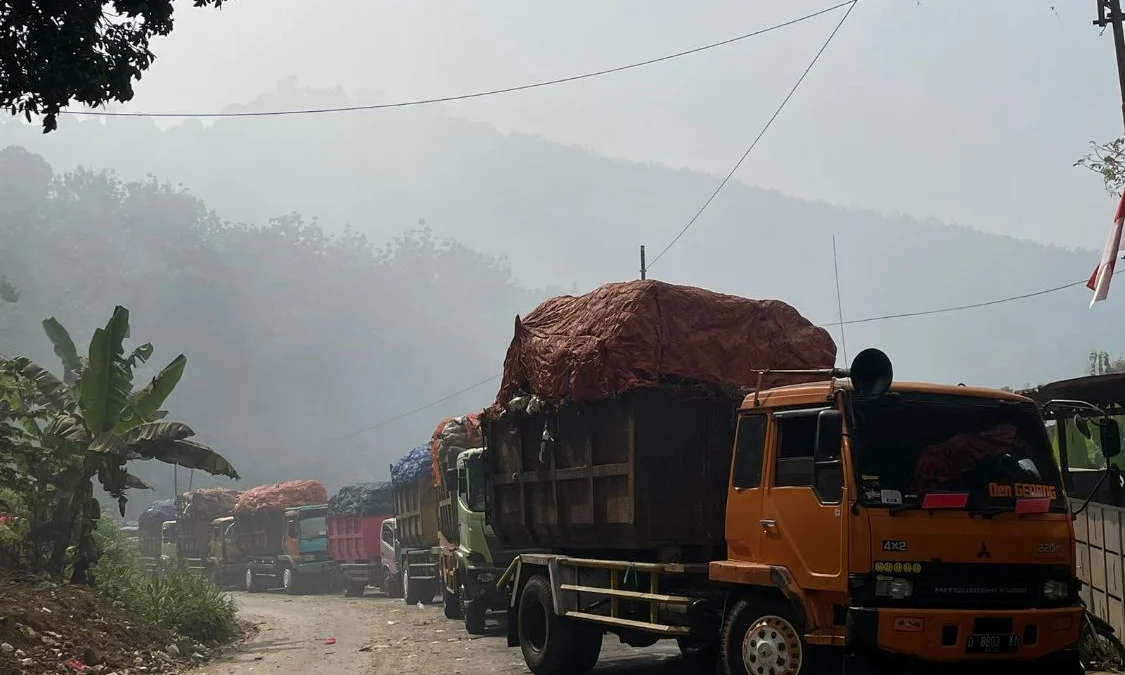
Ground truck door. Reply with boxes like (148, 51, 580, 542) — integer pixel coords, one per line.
(725, 412, 769, 561)
(381, 521, 398, 575)
(283, 513, 299, 558)
(759, 407, 847, 592)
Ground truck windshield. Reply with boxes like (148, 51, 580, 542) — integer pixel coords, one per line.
(467, 457, 487, 512)
(299, 516, 327, 539)
(849, 393, 1065, 511)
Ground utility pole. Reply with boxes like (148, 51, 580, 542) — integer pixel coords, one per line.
(639, 245, 647, 280)
(1096, 0, 1125, 133)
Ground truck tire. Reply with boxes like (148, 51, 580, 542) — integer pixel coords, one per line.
(444, 587, 464, 620)
(517, 575, 602, 675)
(721, 598, 808, 675)
(344, 580, 366, 598)
(464, 592, 487, 636)
(283, 567, 301, 595)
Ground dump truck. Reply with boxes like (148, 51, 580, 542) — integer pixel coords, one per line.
(432, 415, 527, 634)
(327, 482, 398, 597)
(391, 445, 441, 605)
(489, 280, 1085, 675)
(137, 499, 177, 576)
(174, 488, 240, 576)
(227, 480, 335, 594)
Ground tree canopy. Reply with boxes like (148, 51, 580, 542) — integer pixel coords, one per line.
(0, 0, 227, 132)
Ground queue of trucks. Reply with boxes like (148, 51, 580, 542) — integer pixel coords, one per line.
(134, 279, 1118, 674)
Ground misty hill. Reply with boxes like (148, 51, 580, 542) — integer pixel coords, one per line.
(0, 83, 1120, 510)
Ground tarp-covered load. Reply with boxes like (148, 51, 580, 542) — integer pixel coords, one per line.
(232, 480, 327, 514)
(177, 488, 241, 522)
(328, 482, 393, 517)
(391, 445, 432, 485)
(494, 280, 837, 409)
(429, 414, 482, 487)
(138, 499, 177, 528)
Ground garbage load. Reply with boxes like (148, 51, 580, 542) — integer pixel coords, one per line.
(429, 414, 482, 488)
(328, 482, 394, 517)
(233, 480, 327, 513)
(176, 487, 241, 522)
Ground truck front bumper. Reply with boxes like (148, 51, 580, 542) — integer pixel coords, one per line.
(845, 606, 1081, 664)
(295, 559, 336, 576)
(463, 566, 507, 610)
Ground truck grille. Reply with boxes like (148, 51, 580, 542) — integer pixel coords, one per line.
(851, 563, 1073, 610)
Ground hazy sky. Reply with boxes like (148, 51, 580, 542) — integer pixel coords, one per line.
(87, 0, 1123, 255)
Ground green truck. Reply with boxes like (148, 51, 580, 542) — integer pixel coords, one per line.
(438, 447, 523, 634)
(431, 415, 529, 634)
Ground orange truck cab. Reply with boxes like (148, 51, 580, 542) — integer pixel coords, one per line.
(713, 350, 1084, 673)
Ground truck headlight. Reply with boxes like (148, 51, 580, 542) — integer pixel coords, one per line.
(875, 577, 913, 600)
(475, 572, 496, 584)
(1043, 580, 1069, 600)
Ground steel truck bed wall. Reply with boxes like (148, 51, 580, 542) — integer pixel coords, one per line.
(437, 479, 458, 547)
(327, 514, 387, 563)
(484, 387, 736, 559)
(394, 474, 440, 550)
(232, 510, 286, 558)
(176, 519, 211, 559)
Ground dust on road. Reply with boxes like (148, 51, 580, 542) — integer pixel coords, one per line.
(192, 591, 688, 675)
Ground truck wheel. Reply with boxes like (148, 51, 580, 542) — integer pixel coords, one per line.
(518, 575, 602, 675)
(344, 581, 366, 598)
(244, 568, 259, 593)
(721, 598, 808, 675)
(464, 593, 487, 636)
(283, 567, 301, 595)
(444, 587, 464, 620)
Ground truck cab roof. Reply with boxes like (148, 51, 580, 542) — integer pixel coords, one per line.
(742, 379, 1032, 411)
(287, 504, 329, 515)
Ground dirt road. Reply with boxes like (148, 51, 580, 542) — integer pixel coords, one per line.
(192, 590, 686, 675)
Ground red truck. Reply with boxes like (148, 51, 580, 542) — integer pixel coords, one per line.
(327, 482, 399, 598)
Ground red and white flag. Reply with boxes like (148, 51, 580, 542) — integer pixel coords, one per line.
(1088, 191, 1125, 307)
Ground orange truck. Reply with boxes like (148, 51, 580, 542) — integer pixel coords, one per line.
(486, 281, 1086, 675)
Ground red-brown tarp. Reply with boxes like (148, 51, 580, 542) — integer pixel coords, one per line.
(495, 280, 837, 408)
(233, 480, 327, 514)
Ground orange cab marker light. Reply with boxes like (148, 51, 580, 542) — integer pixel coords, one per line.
(921, 492, 969, 509)
(1014, 498, 1051, 514)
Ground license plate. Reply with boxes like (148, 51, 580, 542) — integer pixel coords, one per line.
(965, 633, 1020, 654)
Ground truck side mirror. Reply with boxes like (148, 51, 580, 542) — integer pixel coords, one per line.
(814, 410, 843, 461)
(1102, 418, 1122, 460)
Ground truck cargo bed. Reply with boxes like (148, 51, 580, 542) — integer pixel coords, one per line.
(484, 387, 735, 560)
(394, 474, 439, 549)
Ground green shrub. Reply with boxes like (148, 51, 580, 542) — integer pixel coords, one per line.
(93, 520, 241, 644)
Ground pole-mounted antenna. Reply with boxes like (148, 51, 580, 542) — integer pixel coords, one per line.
(640, 245, 647, 280)
(832, 235, 849, 365)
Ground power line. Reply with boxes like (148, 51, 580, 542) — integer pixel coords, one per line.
(317, 372, 500, 446)
(648, 0, 857, 268)
(59, 2, 855, 120)
(821, 272, 1107, 327)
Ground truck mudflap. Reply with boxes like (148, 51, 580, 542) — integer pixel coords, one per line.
(844, 606, 1083, 671)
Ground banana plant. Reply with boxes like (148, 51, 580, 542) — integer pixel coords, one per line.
(12, 306, 238, 582)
